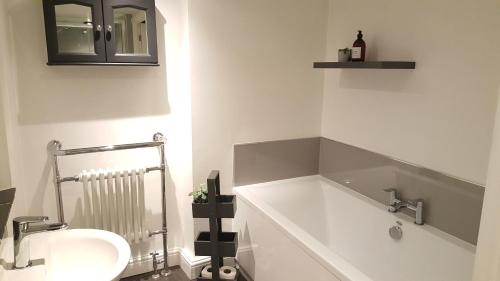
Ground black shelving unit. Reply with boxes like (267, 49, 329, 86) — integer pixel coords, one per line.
(313, 61, 416, 69)
(193, 171, 238, 281)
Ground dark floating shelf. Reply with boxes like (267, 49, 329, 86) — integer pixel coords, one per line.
(47, 62, 160, 67)
(313, 61, 415, 69)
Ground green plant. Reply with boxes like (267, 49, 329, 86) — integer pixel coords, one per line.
(339, 48, 350, 54)
(189, 183, 208, 203)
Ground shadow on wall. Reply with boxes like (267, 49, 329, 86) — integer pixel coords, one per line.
(28, 153, 52, 215)
(7, 0, 169, 125)
(161, 164, 183, 254)
(338, 70, 416, 93)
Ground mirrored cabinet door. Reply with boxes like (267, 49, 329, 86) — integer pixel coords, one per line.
(102, 0, 157, 64)
(43, 0, 106, 63)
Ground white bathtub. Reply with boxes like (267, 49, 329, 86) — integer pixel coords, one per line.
(233, 176, 475, 281)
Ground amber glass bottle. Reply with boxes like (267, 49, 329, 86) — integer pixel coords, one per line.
(351, 30, 366, 62)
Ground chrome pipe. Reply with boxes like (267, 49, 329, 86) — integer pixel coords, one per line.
(50, 140, 65, 223)
(53, 141, 162, 156)
(154, 133, 171, 276)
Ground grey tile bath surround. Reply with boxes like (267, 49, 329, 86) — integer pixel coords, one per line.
(0, 188, 16, 239)
(233, 138, 320, 186)
(233, 138, 484, 245)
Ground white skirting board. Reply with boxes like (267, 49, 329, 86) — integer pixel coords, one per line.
(122, 248, 244, 280)
(179, 249, 241, 280)
(121, 248, 181, 278)
(179, 248, 211, 279)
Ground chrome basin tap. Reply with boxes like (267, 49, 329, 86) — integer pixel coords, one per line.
(13, 216, 68, 269)
(383, 189, 424, 225)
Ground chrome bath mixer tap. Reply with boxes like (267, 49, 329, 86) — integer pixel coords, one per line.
(384, 189, 424, 225)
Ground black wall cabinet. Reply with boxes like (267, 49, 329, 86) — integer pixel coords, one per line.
(43, 0, 158, 66)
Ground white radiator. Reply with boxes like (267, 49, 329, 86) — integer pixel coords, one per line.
(80, 169, 147, 243)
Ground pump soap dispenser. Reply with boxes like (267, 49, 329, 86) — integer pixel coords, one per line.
(351, 30, 366, 62)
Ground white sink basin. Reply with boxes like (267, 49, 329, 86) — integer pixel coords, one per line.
(0, 229, 131, 281)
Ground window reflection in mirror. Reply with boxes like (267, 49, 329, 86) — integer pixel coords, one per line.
(113, 7, 149, 56)
(55, 4, 95, 54)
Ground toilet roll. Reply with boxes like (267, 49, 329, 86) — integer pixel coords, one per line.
(201, 265, 212, 279)
(201, 265, 237, 280)
(220, 266, 237, 280)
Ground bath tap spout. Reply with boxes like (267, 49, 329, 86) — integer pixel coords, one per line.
(383, 189, 424, 225)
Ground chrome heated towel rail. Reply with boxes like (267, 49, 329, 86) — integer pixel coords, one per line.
(49, 132, 171, 276)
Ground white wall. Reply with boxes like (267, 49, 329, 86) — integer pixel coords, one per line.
(0, 0, 193, 261)
(0, 0, 330, 266)
(321, 0, 500, 184)
(473, 87, 500, 281)
(0, 97, 11, 189)
(0, 0, 12, 189)
(3, 0, 497, 275)
(188, 0, 329, 191)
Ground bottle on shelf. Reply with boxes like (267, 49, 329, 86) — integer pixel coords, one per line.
(351, 30, 366, 62)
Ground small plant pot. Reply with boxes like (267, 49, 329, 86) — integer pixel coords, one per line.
(194, 231, 238, 257)
(192, 195, 237, 218)
(338, 48, 351, 62)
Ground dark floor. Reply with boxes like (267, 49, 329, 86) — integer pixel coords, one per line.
(121, 266, 248, 281)
(121, 267, 189, 281)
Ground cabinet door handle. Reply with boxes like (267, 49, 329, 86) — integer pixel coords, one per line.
(95, 24, 102, 40)
(106, 25, 112, 41)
